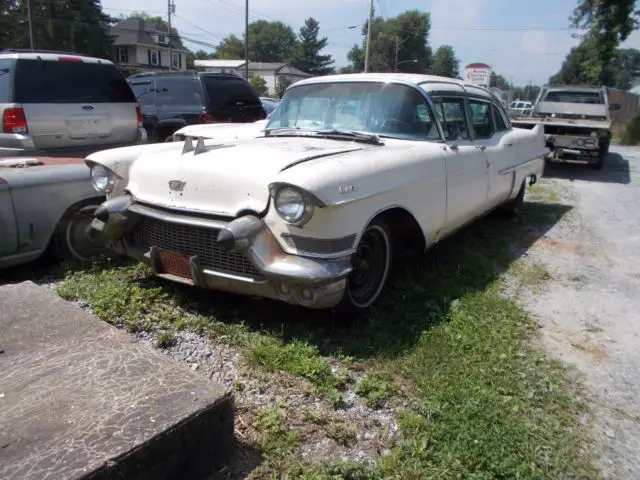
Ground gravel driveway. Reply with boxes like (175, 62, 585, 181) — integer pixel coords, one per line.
(519, 146, 640, 479)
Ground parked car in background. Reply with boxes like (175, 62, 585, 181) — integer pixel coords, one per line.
(508, 100, 533, 117)
(0, 156, 108, 268)
(511, 85, 618, 169)
(85, 73, 547, 312)
(127, 71, 268, 143)
(260, 97, 280, 115)
(0, 49, 147, 158)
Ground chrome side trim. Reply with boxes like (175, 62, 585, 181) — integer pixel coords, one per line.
(498, 154, 544, 175)
(128, 203, 230, 230)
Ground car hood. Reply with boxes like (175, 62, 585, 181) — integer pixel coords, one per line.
(126, 136, 371, 217)
(173, 120, 268, 141)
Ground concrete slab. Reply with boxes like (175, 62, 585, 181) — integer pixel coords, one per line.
(0, 281, 234, 480)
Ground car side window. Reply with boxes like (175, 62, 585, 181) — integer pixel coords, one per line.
(432, 97, 470, 141)
(468, 99, 494, 139)
(154, 77, 203, 106)
(0, 59, 13, 102)
(491, 103, 509, 131)
(129, 80, 155, 106)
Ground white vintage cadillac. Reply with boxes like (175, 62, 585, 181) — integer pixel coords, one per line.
(84, 73, 547, 312)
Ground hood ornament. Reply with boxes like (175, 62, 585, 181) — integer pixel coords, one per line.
(169, 180, 186, 192)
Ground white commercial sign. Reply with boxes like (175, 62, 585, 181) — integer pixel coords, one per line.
(465, 66, 491, 87)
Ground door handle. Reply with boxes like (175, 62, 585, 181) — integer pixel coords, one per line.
(476, 145, 486, 151)
(505, 143, 513, 147)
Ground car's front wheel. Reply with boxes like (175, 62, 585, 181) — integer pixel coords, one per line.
(337, 219, 392, 313)
(53, 202, 107, 264)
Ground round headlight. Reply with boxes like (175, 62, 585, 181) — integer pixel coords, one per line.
(274, 186, 313, 225)
(590, 131, 598, 137)
(90, 164, 114, 193)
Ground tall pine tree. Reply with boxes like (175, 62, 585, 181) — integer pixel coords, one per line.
(293, 18, 335, 75)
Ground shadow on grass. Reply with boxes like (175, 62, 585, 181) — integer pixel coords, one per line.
(543, 152, 631, 185)
(146, 199, 573, 361)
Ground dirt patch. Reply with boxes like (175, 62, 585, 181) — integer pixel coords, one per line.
(513, 146, 640, 479)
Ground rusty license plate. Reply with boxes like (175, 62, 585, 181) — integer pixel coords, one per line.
(156, 248, 192, 279)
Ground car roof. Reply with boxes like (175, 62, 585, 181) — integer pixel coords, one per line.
(291, 72, 496, 100)
(127, 70, 245, 80)
(0, 50, 114, 64)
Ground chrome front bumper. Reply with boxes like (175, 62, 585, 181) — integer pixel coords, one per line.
(89, 195, 351, 309)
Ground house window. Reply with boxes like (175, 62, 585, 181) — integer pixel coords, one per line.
(150, 50, 159, 66)
(172, 53, 180, 68)
(117, 47, 128, 64)
(158, 34, 166, 43)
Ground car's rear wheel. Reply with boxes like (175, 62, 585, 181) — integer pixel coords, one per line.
(53, 202, 107, 264)
(499, 180, 526, 220)
(337, 220, 392, 313)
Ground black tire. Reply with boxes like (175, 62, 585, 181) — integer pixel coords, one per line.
(336, 219, 393, 313)
(591, 138, 610, 170)
(53, 202, 107, 265)
(500, 180, 526, 220)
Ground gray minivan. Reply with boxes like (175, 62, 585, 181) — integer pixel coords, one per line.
(0, 50, 147, 157)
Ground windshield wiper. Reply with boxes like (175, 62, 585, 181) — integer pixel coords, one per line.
(316, 129, 384, 145)
(264, 127, 318, 137)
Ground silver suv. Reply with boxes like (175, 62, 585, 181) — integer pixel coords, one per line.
(0, 50, 147, 157)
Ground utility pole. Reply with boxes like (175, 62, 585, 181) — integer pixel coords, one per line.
(394, 37, 399, 72)
(244, 0, 249, 79)
(168, 0, 175, 70)
(364, 0, 374, 72)
(26, 0, 34, 51)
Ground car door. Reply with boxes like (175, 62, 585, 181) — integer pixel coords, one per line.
(432, 96, 489, 232)
(0, 172, 18, 258)
(469, 98, 519, 208)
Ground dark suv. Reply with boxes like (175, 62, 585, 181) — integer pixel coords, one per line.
(128, 71, 267, 142)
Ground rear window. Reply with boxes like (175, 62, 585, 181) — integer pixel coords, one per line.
(0, 59, 13, 102)
(543, 90, 604, 104)
(154, 77, 204, 106)
(14, 59, 137, 104)
(200, 75, 261, 108)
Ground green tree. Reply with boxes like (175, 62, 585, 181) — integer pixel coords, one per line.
(570, 0, 639, 84)
(549, 39, 640, 88)
(1, 0, 22, 47)
(292, 17, 334, 75)
(276, 76, 293, 98)
(250, 75, 268, 95)
(430, 45, 459, 78)
(215, 34, 245, 59)
(490, 72, 510, 90)
(119, 11, 185, 48)
(6, 0, 114, 58)
(216, 21, 298, 63)
(347, 10, 432, 73)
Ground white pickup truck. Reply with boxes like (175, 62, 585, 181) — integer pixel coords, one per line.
(511, 85, 620, 169)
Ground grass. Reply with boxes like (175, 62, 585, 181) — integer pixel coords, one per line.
(54, 179, 600, 478)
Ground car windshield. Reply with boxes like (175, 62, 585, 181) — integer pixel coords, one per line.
(543, 90, 604, 104)
(265, 81, 442, 141)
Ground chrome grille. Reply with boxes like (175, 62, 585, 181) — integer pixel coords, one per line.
(128, 216, 261, 278)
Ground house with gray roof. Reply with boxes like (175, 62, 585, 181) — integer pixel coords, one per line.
(109, 17, 191, 74)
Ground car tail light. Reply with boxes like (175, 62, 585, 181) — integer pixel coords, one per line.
(199, 112, 214, 124)
(58, 56, 83, 63)
(135, 104, 143, 128)
(3, 107, 28, 134)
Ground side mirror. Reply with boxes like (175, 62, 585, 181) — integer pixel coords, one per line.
(610, 103, 621, 110)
